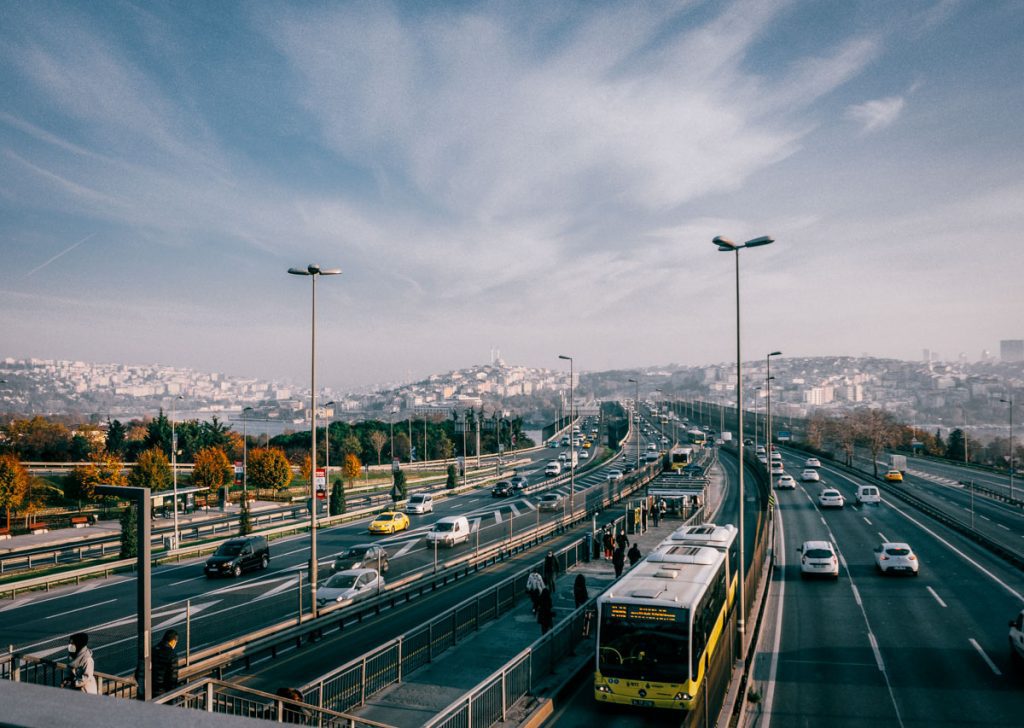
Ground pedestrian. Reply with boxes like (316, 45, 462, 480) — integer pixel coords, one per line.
(652, 502, 660, 527)
(573, 573, 588, 609)
(526, 570, 545, 614)
(62, 632, 97, 694)
(616, 528, 629, 550)
(275, 687, 307, 724)
(543, 550, 560, 593)
(537, 587, 554, 634)
(627, 543, 642, 567)
(659, 498, 667, 519)
(151, 628, 179, 697)
(602, 527, 614, 560)
(612, 545, 626, 578)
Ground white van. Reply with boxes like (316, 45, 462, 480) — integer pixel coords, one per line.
(426, 515, 470, 547)
(406, 493, 434, 514)
(856, 485, 881, 505)
(544, 461, 562, 477)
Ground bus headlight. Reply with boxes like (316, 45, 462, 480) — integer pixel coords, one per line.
(674, 692, 692, 701)
(596, 685, 611, 694)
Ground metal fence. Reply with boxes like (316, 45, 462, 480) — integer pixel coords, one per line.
(0, 650, 137, 699)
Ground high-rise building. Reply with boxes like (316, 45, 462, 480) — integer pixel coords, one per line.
(1000, 340, 1024, 363)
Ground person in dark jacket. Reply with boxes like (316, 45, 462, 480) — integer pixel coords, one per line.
(537, 587, 555, 634)
(627, 543, 642, 567)
(602, 528, 614, 560)
(616, 529, 629, 550)
(573, 574, 588, 609)
(543, 550, 560, 593)
(612, 545, 626, 578)
(151, 629, 179, 697)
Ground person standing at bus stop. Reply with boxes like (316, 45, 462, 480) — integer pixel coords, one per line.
(612, 544, 626, 578)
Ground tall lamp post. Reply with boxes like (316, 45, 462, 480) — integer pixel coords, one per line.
(288, 263, 341, 619)
(324, 401, 336, 493)
(628, 378, 640, 471)
(713, 233, 774, 641)
(559, 355, 574, 514)
(1000, 397, 1015, 499)
(170, 395, 183, 542)
(766, 352, 782, 455)
(242, 407, 254, 501)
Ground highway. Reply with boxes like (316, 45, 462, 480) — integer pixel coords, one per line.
(761, 448, 1024, 727)
(0, 418, 639, 680)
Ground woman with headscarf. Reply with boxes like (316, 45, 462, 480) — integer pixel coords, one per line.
(62, 632, 97, 694)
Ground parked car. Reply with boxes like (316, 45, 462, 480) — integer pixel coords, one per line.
(316, 568, 384, 608)
(368, 511, 410, 534)
(538, 493, 563, 512)
(799, 540, 839, 579)
(776, 474, 796, 489)
(332, 544, 389, 574)
(804, 457, 822, 468)
(884, 469, 904, 482)
(856, 485, 881, 505)
(801, 469, 820, 482)
(818, 489, 845, 509)
(492, 481, 514, 497)
(405, 493, 434, 514)
(204, 535, 269, 578)
(873, 542, 919, 575)
(426, 515, 471, 546)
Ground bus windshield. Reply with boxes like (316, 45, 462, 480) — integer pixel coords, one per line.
(598, 603, 690, 682)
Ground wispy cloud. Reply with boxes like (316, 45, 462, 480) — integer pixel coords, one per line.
(845, 96, 905, 132)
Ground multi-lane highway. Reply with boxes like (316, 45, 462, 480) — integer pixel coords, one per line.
(761, 447, 1024, 726)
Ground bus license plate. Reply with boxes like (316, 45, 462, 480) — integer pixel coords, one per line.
(631, 699, 654, 707)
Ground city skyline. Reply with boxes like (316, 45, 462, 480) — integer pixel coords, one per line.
(2, 2, 1023, 390)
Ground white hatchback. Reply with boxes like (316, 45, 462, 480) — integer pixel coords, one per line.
(800, 469, 820, 482)
(804, 457, 822, 468)
(818, 489, 845, 508)
(873, 542, 919, 575)
(776, 474, 796, 489)
(770, 463, 785, 476)
(799, 540, 839, 579)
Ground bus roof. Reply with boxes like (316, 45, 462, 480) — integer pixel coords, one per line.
(596, 545, 725, 610)
(659, 523, 737, 550)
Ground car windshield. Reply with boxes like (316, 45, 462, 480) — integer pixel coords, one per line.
(325, 574, 359, 589)
(434, 522, 454, 532)
(541, 496, 558, 502)
(823, 491, 839, 497)
(805, 548, 833, 559)
(345, 547, 369, 557)
(377, 514, 394, 521)
(410, 495, 425, 503)
(215, 542, 244, 556)
(886, 548, 911, 556)
(599, 604, 690, 682)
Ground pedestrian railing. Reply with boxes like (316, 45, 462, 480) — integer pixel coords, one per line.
(0, 650, 137, 699)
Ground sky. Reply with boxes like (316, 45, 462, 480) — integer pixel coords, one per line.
(2, 0, 1023, 390)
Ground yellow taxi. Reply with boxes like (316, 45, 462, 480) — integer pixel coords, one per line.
(582, 441, 592, 449)
(884, 469, 903, 482)
(368, 511, 410, 534)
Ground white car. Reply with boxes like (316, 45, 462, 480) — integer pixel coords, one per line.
(579, 449, 590, 460)
(776, 474, 796, 489)
(804, 457, 821, 468)
(800, 469, 820, 482)
(647, 443, 658, 452)
(856, 485, 881, 505)
(1010, 610, 1024, 663)
(607, 469, 624, 481)
(818, 488, 845, 509)
(873, 542, 919, 575)
(538, 493, 563, 512)
(757, 454, 768, 464)
(316, 568, 384, 607)
(756, 446, 766, 455)
(544, 462, 561, 477)
(770, 463, 784, 476)
(799, 540, 839, 579)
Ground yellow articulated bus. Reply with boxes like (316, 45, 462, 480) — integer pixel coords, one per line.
(594, 524, 737, 711)
(667, 446, 694, 471)
(687, 429, 706, 446)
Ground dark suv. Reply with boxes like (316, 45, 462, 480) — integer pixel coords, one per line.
(204, 535, 269, 578)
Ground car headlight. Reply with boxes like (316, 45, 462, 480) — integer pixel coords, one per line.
(595, 685, 611, 693)
(674, 692, 692, 701)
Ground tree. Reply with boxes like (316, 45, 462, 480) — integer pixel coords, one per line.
(106, 419, 128, 457)
(446, 463, 457, 490)
(128, 447, 172, 492)
(66, 452, 127, 501)
(853, 409, 901, 478)
(0, 453, 29, 530)
(438, 432, 454, 462)
(192, 446, 232, 505)
(824, 416, 857, 467)
(330, 479, 346, 516)
(120, 503, 138, 558)
(341, 434, 362, 461)
(945, 429, 968, 463)
(393, 433, 411, 462)
(369, 430, 388, 465)
(342, 453, 361, 483)
(3, 416, 73, 461)
(247, 448, 293, 494)
(391, 468, 407, 503)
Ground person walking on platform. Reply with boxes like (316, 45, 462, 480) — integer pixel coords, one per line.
(602, 527, 614, 560)
(526, 571, 545, 614)
(537, 587, 555, 634)
(543, 550, 560, 593)
(627, 543, 642, 567)
(616, 528, 629, 551)
(612, 545, 626, 578)
(573, 573, 588, 609)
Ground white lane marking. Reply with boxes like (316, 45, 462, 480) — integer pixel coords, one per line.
(838, 553, 847, 569)
(878, 532, 888, 542)
(820, 517, 827, 526)
(509, 503, 521, 517)
(392, 540, 416, 558)
(470, 517, 481, 533)
(868, 632, 885, 672)
(980, 515, 991, 521)
(169, 575, 207, 587)
(969, 638, 1002, 676)
(44, 599, 117, 620)
(759, 503, 786, 728)
(493, 510, 502, 524)
(850, 583, 862, 606)
(998, 524, 1010, 531)
(251, 577, 299, 603)
(927, 587, 947, 608)
(863, 517, 873, 526)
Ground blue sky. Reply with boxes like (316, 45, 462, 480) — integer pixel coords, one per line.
(2, 0, 1022, 389)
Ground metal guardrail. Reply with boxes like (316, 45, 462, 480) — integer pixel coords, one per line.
(0, 650, 137, 699)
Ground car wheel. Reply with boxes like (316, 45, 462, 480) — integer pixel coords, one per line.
(260, 554, 269, 570)
(232, 564, 242, 578)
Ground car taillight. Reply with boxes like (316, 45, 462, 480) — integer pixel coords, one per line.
(908, 555, 916, 560)
(880, 556, 889, 560)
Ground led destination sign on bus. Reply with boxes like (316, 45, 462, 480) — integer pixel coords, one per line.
(607, 604, 682, 623)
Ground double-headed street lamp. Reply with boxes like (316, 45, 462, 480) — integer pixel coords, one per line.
(766, 352, 782, 454)
(559, 355, 574, 515)
(288, 263, 341, 619)
(628, 378, 640, 471)
(1000, 397, 1015, 499)
(713, 233, 774, 641)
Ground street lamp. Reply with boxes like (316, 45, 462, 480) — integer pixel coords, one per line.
(1000, 397, 1015, 499)
(324, 401, 336, 495)
(766, 352, 782, 455)
(559, 355, 574, 515)
(628, 378, 640, 471)
(288, 263, 341, 619)
(754, 386, 763, 446)
(242, 406, 254, 500)
(170, 394, 183, 543)
(713, 233, 774, 641)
